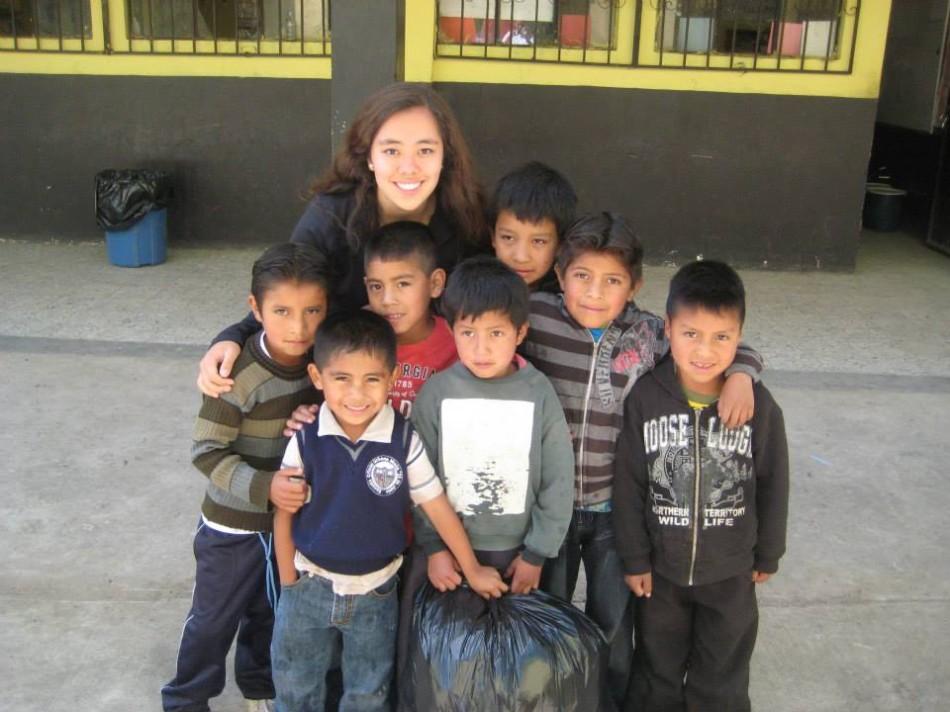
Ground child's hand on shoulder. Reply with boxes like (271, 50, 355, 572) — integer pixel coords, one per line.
(505, 555, 542, 595)
(464, 565, 508, 599)
(270, 468, 309, 513)
(427, 550, 462, 592)
(283, 403, 319, 437)
(752, 570, 772, 584)
(624, 571, 652, 598)
(719, 372, 754, 428)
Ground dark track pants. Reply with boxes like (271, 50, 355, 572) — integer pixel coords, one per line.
(161, 522, 276, 712)
(629, 572, 758, 712)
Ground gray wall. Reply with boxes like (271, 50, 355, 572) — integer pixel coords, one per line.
(0, 74, 331, 245)
(438, 83, 878, 270)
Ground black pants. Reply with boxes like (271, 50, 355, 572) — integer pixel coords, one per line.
(629, 572, 758, 712)
(161, 522, 276, 712)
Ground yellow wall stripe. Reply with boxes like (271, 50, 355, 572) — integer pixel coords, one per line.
(0, 52, 331, 79)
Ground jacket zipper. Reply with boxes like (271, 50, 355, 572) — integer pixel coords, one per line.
(688, 406, 702, 586)
(577, 335, 600, 505)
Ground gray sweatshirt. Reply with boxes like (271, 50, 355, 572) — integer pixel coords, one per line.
(411, 360, 575, 565)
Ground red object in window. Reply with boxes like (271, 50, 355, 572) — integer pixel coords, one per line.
(439, 17, 479, 43)
(559, 14, 590, 48)
(768, 21, 803, 56)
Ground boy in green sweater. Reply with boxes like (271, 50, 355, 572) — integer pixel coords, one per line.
(162, 243, 329, 712)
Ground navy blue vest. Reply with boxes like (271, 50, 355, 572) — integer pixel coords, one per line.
(292, 410, 413, 575)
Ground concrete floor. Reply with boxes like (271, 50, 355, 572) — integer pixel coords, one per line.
(1, 230, 948, 711)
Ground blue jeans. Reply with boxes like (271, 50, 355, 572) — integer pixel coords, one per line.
(272, 572, 398, 712)
(540, 509, 633, 710)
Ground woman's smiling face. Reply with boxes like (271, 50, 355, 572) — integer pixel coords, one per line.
(369, 106, 444, 223)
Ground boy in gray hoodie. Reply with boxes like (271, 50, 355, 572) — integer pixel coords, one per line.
(411, 255, 575, 591)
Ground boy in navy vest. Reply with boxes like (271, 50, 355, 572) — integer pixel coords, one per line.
(270, 310, 506, 712)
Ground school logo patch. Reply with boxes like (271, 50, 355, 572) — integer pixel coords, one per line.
(365, 455, 404, 496)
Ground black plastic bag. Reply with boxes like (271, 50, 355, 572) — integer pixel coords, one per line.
(402, 584, 609, 712)
(95, 169, 173, 231)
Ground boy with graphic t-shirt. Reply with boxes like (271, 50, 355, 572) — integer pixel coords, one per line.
(271, 311, 505, 712)
(285, 221, 457, 429)
(362, 221, 458, 418)
(613, 260, 788, 711)
(409, 255, 575, 598)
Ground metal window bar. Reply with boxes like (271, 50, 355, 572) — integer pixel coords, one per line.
(507, 0, 514, 60)
(533, 0, 539, 61)
(775, 0, 785, 70)
(30, 0, 39, 42)
(729, 2, 739, 69)
(55, 0, 63, 49)
(823, 0, 840, 71)
(752, 0, 763, 69)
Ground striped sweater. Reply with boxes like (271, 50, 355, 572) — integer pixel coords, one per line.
(521, 293, 763, 508)
(191, 333, 319, 532)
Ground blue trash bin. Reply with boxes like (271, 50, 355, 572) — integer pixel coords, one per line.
(105, 208, 167, 267)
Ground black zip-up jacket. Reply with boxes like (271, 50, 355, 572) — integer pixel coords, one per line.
(613, 356, 789, 587)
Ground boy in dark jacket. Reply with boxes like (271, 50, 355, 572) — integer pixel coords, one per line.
(614, 260, 789, 712)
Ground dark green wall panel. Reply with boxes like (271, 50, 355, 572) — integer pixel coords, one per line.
(0, 74, 331, 245)
(437, 83, 877, 270)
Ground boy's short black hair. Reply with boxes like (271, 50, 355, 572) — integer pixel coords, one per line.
(442, 255, 530, 329)
(312, 310, 397, 372)
(363, 221, 438, 275)
(666, 260, 746, 327)
(557, 212, 644, 282)
(491, 161, 578, 237)
(251, 243, 330, 304)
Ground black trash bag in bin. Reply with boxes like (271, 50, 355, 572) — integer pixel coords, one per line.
(95, 170, 173, 231)
(402, 584, 609, 712)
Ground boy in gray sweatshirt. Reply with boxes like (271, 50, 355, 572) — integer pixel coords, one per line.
(411, 255, 575, 592)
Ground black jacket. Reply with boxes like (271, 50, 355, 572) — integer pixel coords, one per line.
(613, 356, 789, 587)
(214, 191, 484, 346)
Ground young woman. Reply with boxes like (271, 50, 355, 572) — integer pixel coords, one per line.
(198, 83, 488, 396)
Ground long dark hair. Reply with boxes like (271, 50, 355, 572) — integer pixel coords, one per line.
(311, 83, 487, 252)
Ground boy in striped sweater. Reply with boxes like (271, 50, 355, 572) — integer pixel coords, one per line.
(162, 243, 330, 712)
(520, 213, 764, 708)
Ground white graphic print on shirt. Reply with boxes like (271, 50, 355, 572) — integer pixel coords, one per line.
(643, 414, 753, 529)
(440, 398, 534, 516)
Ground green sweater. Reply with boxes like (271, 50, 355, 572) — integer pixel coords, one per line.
(191, 333, 318, 532)
(411, 360, 575, 564)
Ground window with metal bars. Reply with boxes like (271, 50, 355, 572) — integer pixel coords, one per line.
(649, 0, 855, 71)
(435, 0, 860, 72)
(0, 0, 332, 54)
(1, 1, 93, 48)
(436, 0, 620, 63)
(125, 0, 331, 55)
